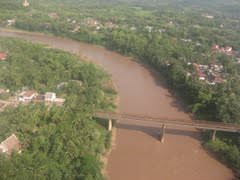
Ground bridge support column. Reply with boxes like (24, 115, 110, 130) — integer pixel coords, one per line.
(160, 124, 166, 143)
(212, 130, 217, 141)
(108, 119, 112, 131)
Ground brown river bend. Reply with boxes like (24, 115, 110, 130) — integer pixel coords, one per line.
(0, 29, 234, 180)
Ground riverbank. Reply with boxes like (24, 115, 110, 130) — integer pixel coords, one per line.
(0, 37, 113, 179)
(101, 80, 120, 179)
(0, 29, 234, 180)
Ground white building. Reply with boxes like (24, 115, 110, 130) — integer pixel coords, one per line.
(7, 19, 15, 26)
(45, 92, 56, 102)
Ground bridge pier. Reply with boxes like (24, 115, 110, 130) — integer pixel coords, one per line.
(95, 112, 240, 140)
(160, 124, 166, 143)
(108, 119, 112, 131)
(212, 130, 217, 141)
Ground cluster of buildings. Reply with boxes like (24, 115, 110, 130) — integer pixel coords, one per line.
(67, 17, 119, 32)
(0, 89, 65, 155)
(84, 18, 99, 27)
(0, 89, 65, 111)
(0, 92, 65, 156)
(18, 90, 65, 105)
(212, 44, 233, 55)
(84, 18, 118, 30)
(193, 63, 225, 85)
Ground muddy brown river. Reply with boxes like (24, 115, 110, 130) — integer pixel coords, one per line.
(0, 29, 234, 180)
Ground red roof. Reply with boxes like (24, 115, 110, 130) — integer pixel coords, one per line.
(20, 90, 37, 98)
(0, 52, 6, 61)
(0, 134, 21, 155)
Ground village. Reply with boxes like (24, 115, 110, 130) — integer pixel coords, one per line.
(0, 89, 65, 155)
(5, 0, 120, 33)
(4, 0, 169, 35)
(0, 88, 65, 110)
(188, 44, 240, 85)
(0, 88, 65, 155)
(0, 51, 65, 104)
(0, 50, 65, 155)
(0, 40, 230, 156)
(192, 63, 225, 85)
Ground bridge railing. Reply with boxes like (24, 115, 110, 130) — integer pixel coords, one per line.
(95, 112, 240, 133)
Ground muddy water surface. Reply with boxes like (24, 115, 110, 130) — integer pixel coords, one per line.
(0, 29, 234, 180)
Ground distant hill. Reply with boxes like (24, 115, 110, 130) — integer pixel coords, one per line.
(33, 0, 240, 18)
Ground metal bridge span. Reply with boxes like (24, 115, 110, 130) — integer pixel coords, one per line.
(95, 112, 240, 142)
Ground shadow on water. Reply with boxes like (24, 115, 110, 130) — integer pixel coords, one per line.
(117, 122, 201, 141)
(117, 122, 238, 180)
(94, 117, 117, 129)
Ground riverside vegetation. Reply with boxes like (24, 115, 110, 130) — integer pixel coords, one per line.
(0, 37, 116, 179)
(0, 0, 240, 176)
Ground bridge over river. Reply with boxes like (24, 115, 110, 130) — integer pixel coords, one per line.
(0, 29, 235, 180)
(96, 112, 240, 142)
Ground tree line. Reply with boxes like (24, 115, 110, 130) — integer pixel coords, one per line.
(0, 37, 116, 179)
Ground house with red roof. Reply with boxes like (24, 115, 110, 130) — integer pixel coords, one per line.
(18, 90, 38, 102)
(0, 52, 6, 61)
(0, 134, 21, 155)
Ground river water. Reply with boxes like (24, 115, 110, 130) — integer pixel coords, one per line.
(0, 29, 234, 180)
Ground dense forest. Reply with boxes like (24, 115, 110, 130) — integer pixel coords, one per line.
(0, 37, 116, 179)
(0, 0, 240, 176)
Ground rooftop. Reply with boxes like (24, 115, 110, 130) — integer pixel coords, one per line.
(19, 90, 37, 98)
(0, 134, 21, 155)
(0, 52, 7, 61)
(45, 92, 56, 99)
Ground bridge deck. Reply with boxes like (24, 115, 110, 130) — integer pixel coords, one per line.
(95, 112, 240, 133)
